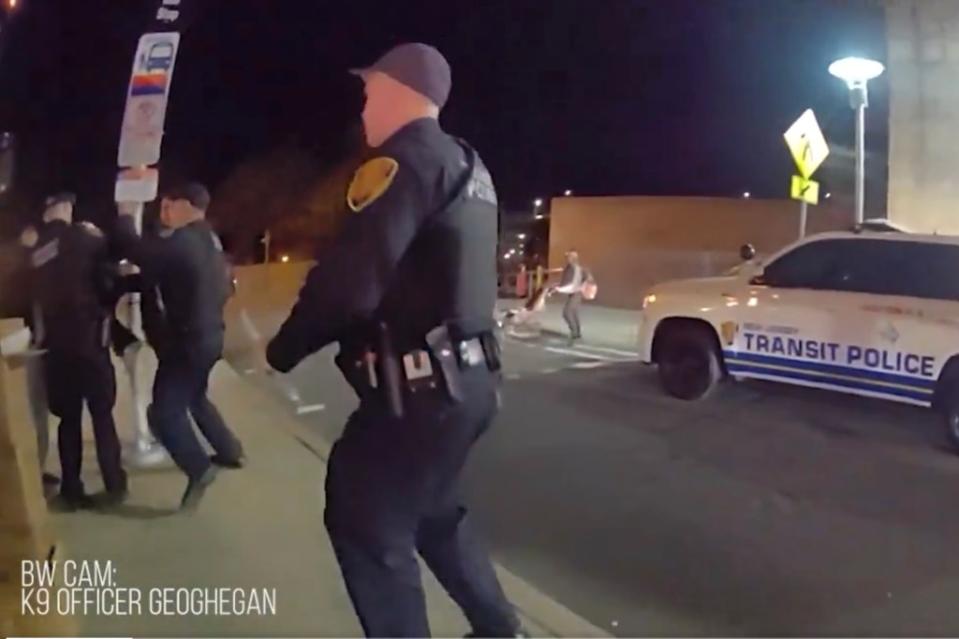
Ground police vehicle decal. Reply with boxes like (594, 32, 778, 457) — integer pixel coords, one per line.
(724, 328, 937, 405)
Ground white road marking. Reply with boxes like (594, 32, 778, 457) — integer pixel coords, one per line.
(296, 403, 326, 415)
(505, 373, 522, 380)
(543, 346, 624, 361)
(570, 361, 609, 370)
(571, 344, 639, 359)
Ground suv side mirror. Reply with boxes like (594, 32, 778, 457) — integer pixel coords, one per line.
(739, 243, 756, 261)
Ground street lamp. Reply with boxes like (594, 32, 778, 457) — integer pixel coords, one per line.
(828, 56, 885, 225)
(742, 191, 751, 199)
(563, 189, 572, 196)
(533, 198, 543, 208)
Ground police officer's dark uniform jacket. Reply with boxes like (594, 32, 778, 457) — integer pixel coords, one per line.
(268, 117, 499, 367)
(114, 217, 229, 357)
(114, 212, 243, 484)
(267, 117, 521, 638)
(31, 217, 127, 500)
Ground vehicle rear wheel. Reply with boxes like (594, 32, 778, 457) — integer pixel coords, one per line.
(656, 324, 723, 400)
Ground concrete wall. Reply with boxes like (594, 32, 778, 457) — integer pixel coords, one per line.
(223, 262, 311, 359)
(230, 262, 311, 316)
(887, 0, 959, 234)
(548, 196, 851, 309)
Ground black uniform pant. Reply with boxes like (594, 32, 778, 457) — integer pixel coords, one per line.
(44, 348, 126, 498)
(324, 366, 520, 638)
(563, 292, 583, 338)
(148, 337, 242, 481)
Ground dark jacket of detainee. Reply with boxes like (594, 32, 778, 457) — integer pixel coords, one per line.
(29, 219, 113, 355)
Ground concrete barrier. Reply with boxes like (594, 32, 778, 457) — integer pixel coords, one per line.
(0, 319, 75, 636)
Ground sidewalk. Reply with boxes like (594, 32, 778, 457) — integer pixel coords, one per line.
(48, 350, 606, 637)
(498, 298, 641, 352)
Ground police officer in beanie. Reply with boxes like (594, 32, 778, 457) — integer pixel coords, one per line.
(267, 43, 523, 637)
(114, 183, 245, 512)
(29, 193, 127, 509)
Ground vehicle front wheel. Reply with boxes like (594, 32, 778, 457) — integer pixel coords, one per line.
(656, 324, 723, 401)
(940, 390, 959, 453)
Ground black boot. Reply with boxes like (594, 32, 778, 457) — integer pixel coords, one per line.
(210, 452, 246, 469)
(180, 466, 218, 512)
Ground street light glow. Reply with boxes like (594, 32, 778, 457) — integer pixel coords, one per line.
(825, 192, 832, 199)
(281, 255, 290, 263)
(8, 0, 17, 8)
(828, 57, 885, 86)
(533, 198, 543, 207)
(563, 190, 572, 196)
(517, 233, 526, 240)
(743, 192, 751, 199)
(534, 214, 545, 220)
(829, 57, 883, 226)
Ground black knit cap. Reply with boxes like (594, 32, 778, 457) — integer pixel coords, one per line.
(350, 42, 452, 109)
(163, 182, 211, 211)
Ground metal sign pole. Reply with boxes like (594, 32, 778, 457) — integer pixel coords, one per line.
(120, 203, 165, 467)
(799, 199, 808, 239)
(117, 0, 193, 466)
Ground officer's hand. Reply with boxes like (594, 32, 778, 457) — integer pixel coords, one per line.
(117, 201, 139, 216)
(19, 225, 38, 248)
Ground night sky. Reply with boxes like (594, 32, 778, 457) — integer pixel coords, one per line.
(0, 0, 887, 229)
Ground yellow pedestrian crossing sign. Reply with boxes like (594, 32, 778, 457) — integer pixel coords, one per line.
(784, 109, 829, 178)
(791, 175, 819, 205)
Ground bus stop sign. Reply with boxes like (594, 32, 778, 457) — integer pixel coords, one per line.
(117, 32, 180, 168)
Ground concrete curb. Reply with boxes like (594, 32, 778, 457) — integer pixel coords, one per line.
(218, 363, 610, 638)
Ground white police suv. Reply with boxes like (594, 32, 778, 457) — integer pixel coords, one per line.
(638, 228, 959, 451)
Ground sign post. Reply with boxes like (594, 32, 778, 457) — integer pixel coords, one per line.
(115, 10, 184, 466)
(784, 109, 829, 238)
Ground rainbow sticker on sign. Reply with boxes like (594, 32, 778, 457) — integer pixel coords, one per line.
(130, 74, 168, 97)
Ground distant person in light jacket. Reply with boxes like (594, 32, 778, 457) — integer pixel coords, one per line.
(551, 249, 593, 343)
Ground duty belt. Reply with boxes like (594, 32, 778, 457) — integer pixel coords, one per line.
(360, 336, 488, 392)
(336, 327, 501, 418)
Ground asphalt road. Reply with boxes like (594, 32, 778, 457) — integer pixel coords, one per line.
(233, 317, 959, 636)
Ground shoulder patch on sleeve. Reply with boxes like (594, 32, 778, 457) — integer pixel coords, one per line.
(347, 157, 399, 213)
